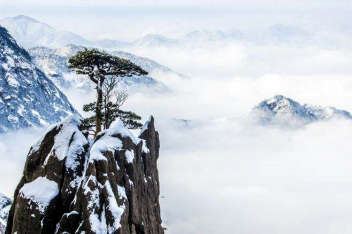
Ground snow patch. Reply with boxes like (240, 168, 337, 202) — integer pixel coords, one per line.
(109, 120, 139, 144)
(19, 177, 59, 213)
(105, 181, 125, 232)
(140, 115, 152, 135)
(125, 150, 134, 163)
(141, 139, 150, 154)
(90, 136, 122, 162)
(117, 185, 127, 200)
(43, 115, 86, 163)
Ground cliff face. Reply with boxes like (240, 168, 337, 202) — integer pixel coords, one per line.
(6, 116, 164, 234)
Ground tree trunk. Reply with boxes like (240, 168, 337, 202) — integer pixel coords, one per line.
(103, 97, 107, 130)
(105, 105, 109, 130)
(95, 79, 103, 137)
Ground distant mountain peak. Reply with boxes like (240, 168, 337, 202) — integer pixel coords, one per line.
(261, 94, 300, 111)
(0, 15, 88, 48)
(265, 94, 287, 103)
(252, 95, 352, 127)
(133, 34, 177, 47)
(0, 26, 31, 60)
(12, 15, 39, 23)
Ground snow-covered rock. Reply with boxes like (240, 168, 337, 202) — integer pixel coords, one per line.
(5, 115, 90, 233)
(0, 194, 11, 234)
(0, 26, 76, 133)
(6, 116, 164, 234)
(252, 95, 352, 127)
(57, 117, 163, 233)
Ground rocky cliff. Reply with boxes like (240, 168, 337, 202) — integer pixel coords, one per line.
(5, 115, 164, 234)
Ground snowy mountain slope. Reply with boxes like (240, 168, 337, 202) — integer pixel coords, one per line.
(0, 15, 130, 50)
(29, 44, 171, 91)
(111, 50, 176, 74)
(0, 15, 90, 49)
(28, 45, 86, 89)
(28, 46, 73, 88)
(0, 26, 76, 133)
(0, 194, 11, 233)
(132, 34, 178, 47)
(252, 95, 352, 127)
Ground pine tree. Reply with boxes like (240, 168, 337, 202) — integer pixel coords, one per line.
(82, 103, 142, 131)
(68, 48, 147, 136)
(82, 97, 143, 135)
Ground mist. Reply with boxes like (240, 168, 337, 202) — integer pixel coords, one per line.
(125, 39, 352, 234)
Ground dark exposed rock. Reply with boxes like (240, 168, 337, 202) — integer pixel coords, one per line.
(6, 115, 164, 234)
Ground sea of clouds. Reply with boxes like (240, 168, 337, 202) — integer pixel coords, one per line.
(127, 38, 352, 234)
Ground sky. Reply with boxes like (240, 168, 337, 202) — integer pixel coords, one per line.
(1, 1, 352, 234)
(0, 0, 351, 40)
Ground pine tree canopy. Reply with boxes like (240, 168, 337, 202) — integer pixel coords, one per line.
(82, 101, 143, 131)
(68, 48, 148, 84)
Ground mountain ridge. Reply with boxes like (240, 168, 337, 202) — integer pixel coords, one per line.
(0, 26, 77, 133)
(0, 15, 320, 50)
(252, 95, 352, 127)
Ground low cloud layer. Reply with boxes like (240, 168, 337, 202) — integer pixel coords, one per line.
(126, 41, 352, 234)
(157, 118, 352, 234)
